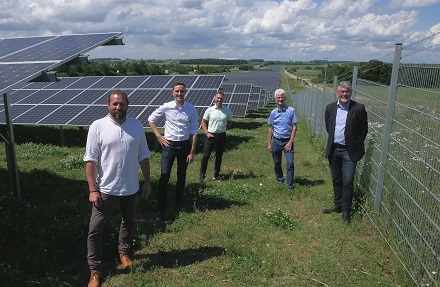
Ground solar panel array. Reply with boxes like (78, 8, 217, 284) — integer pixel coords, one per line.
(2, 66, 281, 128)
(223, 66, 281, 112)
(1, 75, 224, 128)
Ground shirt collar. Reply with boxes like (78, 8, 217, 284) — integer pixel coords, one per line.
(277, 105, 288, 112)
(337, 100, 350, 109)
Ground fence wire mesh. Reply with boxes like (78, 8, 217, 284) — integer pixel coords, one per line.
(290, 52, 439, 286)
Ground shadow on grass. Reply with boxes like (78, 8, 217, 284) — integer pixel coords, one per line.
(134, 246, 225, 268)
(0, 168, 91, 286)
(0, 168, 168, 287)
(295, 175, 325, 187)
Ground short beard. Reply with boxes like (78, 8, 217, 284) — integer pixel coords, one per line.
(339, 98, 349, 103)
(111, 110, 127, 120)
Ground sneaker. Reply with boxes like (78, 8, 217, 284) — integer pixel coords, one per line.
(213, 177, 223, 182)
(88, 270, 100, 287)
(119, 253, 133, 268)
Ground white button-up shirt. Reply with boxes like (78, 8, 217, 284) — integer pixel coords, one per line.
(148, 100, 199, 141)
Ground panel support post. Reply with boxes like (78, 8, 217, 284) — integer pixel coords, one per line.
(2, 92, 21, 200)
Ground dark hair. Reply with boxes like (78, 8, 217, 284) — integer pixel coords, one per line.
(215, 90, 225, 97)
(173, 82, 186, 89)
(108, 89, 129, 105)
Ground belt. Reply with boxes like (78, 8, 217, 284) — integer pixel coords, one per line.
(333, 143, 347, 149)
(210, 132, 226, 136)
(274, 137, 290, 142)
(167, 139, 190, 146)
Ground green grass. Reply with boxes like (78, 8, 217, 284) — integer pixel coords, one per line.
(0, 103, 413, 286)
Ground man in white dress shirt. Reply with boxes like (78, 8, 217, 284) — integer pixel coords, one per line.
(148, 82, 199, 221)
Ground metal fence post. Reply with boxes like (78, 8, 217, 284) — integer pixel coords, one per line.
(351, 66, 358, 100)
(374, 43, 402, 212)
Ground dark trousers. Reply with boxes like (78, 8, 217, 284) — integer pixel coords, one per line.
(158, 140, 191, 215)
(329, 146, 357, 213)
(200, 132, 226, 179)
(87, 192, 138, 270)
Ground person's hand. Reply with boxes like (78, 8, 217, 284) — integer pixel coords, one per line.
(187, 153, 194, 163)
(206, 132, 214, 138)
(157, 135, 170, 147)
(268, 143, 273, 153)
(141, 182, 151, 199)
(89, 191, 102, 208)
(284, 141, 293, 152)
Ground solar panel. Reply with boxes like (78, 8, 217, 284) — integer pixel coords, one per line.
(226, 103, 247, 117)
(39, 105, 85, 125)
(16, 90, 60, 104)
(137, 106, 159, 127)
(116, 76, 149, 89)
(13, 105, 61, 124)
(128, 89, 160, 105)
(193, 75, 224, 88)
(68, 105, 109, 126)
(1, 33, 122, 62)
(67, 89, 108, 104)
(0, 32, 122, 95)
(185, 90, 216, 106)
(8, 90, 38, 104)
(90, 76, 125, 88)
(0, 36, 55, 58)
(167, 76, 198, 88)
(229, 93, 250, 104)
(140, 75, 172, 88)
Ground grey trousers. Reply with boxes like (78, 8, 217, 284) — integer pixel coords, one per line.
(87, 192, 138, 270)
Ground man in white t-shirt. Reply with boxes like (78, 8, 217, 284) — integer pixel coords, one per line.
(84, 90, 151, 287)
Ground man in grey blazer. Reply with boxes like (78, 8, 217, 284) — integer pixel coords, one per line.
(323, 81, 368, 224)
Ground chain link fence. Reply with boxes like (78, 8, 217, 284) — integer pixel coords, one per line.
(289, 38, 440, 286)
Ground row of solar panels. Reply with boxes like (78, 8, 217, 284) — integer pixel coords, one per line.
(1, 72, 278, 128)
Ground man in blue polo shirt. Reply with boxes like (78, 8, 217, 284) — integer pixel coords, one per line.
(267, 89, 298, 190)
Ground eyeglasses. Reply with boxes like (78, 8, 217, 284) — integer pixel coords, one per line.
(338, 90, 351, 94)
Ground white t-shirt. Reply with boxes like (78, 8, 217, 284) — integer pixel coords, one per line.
(84, 116, 150, 196)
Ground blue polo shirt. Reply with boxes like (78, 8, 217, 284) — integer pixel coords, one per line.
(268, 105, 298, 139)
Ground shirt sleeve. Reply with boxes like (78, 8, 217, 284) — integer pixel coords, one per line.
(268, 111, 274, 125)
(203, 107, 210, 121)
(148, 104, 165, 123)
(137, 121, 151, 162)
(190, 106, 199, 135)
(83, 121, 100, 163)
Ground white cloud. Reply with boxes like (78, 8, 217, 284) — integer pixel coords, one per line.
(0, 0, 439, 62)
(389, 0, 440, 9)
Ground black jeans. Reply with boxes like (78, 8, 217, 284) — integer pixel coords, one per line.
(158, 140, 191, 215)
(200, 132, 226, 179)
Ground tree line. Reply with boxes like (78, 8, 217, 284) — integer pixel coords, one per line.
(55, 59, 402, 86)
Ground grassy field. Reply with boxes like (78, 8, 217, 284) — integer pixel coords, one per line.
(0, 93, 413, 286)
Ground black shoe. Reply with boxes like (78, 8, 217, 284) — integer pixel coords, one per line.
(213, 176, 223, 182)
(342, 212, 351, 224)
(322, 206, 342, 214)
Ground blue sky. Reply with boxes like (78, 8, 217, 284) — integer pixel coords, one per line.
(1, 0, 439, 63)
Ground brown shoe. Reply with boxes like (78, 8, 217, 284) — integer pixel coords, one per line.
(88, 270, 100, 287)
(119, 253, 133, 268)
